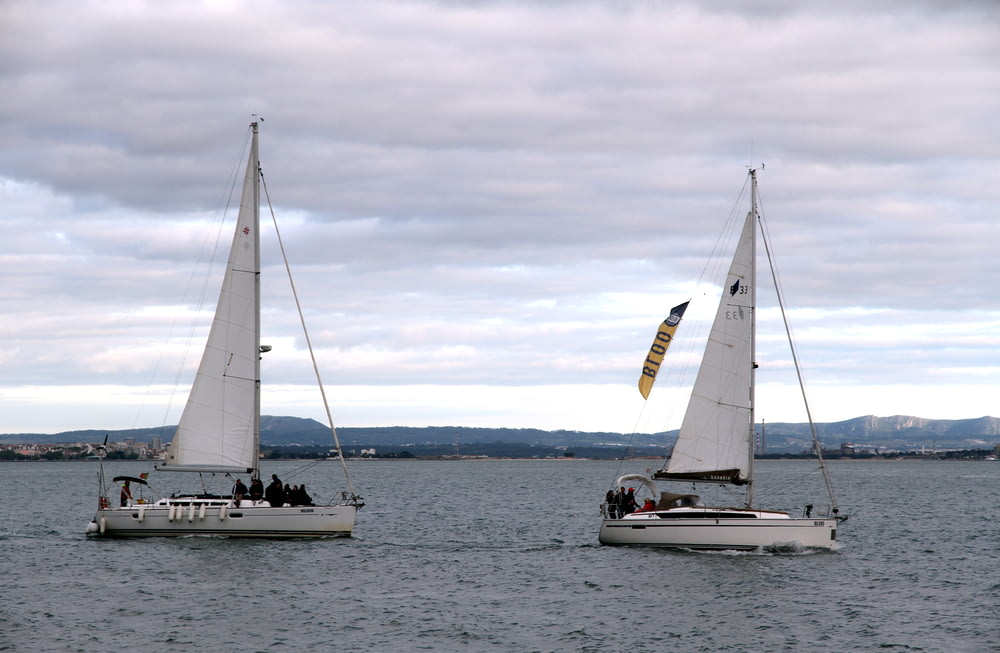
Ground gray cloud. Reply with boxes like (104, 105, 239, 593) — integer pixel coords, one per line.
(1, 0, 998, 432)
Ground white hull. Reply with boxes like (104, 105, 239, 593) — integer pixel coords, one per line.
(598, 508, 838, 551)
(86, 498, 357, 538)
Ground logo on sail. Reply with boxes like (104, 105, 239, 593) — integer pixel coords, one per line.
(637, 301, 689, 399)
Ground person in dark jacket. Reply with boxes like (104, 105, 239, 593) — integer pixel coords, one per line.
(249, 477, 264, 502)
(232, 478, 248, 507)
(623, 488, 638, 515)
(614, 487, 627, 517)
(298, 484, 314, 506)
(264, 474, 285, 507)
(605, 489, 620, 519)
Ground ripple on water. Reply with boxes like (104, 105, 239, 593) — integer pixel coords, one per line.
(2, 459, 999, 652)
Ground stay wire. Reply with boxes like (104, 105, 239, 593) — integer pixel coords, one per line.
(756, 186, 841, 515)
(259, 168, 356, 498)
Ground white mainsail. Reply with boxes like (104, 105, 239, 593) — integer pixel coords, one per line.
(661, 208, 755, 484)
(158, 128, 261, 473)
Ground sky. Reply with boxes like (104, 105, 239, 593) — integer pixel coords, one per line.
(2, 0, 999, 434)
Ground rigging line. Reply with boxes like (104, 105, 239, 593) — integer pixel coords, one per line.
(755, 196, 840, 514)
(135, 126, 253, 431)
(612, 406, 648, 483)
(259, 169, 356, 497)
(679, 177, 753, 384)
(285, 459, 322, 479)
(693, 175, 752, 288)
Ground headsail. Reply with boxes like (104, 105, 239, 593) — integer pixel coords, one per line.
(655, 209, 755, 485)
(157, 125, 261, 474)
(637, 301, 689, 399)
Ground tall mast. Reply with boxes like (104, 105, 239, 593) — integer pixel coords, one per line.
(746, 168, 758, 508)
(250, 121, 261, 480)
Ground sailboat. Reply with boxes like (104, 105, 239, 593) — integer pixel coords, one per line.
(86, 121, 363, 538)
(598, 168, 846, 551)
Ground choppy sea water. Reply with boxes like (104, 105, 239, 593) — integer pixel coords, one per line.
(2, 459, 998, 652)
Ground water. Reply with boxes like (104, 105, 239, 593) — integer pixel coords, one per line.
(2, 459, 998, 652)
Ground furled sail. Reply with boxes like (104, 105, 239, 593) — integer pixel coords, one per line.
(637, 301, 689, 399)
(656, 210, 755, 484)
(157, 132, 260, 474)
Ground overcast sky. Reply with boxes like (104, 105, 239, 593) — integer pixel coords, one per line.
(2, 0, 998, 435)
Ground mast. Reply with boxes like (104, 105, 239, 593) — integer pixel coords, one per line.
(250, 120, 261, 480)
(746, 168, 758, 508)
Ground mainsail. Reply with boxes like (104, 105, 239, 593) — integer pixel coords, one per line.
(637, 301, 689, 399)
(157, 129, 261, 474)
(656, 209, 755, 485)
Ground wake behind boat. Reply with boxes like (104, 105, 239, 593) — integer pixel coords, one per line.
(86, 121, 362, 538)
(599, 169, 846, 551)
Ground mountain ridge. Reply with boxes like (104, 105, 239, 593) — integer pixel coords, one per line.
(3, 414, 999, 453)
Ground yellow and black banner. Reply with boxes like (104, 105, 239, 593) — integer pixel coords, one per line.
(637, 301, 689, 399)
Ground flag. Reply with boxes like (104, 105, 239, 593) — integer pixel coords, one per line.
(637, 301, 689, 399)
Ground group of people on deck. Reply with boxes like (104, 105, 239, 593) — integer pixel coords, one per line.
(231, 474, 314, 508)
(605, 487, 657, 519)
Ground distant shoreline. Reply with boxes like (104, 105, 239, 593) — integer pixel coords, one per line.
(2, 452, 997, 463)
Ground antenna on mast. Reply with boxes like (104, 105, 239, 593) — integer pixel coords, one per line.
(747, 142, 764, 173)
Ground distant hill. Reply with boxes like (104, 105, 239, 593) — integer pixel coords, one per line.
(764, 415, 1000, 452)
(2, 414, 999, 453)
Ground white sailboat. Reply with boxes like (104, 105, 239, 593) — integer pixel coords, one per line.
(86, 121, 362, 538)
(599, 168, 846, 551)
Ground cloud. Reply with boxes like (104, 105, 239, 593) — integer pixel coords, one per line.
(1, 0, 999, 433)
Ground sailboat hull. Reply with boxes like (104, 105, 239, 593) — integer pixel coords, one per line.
(598, 509, 838, 551)
(86, 499, 358, 538)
